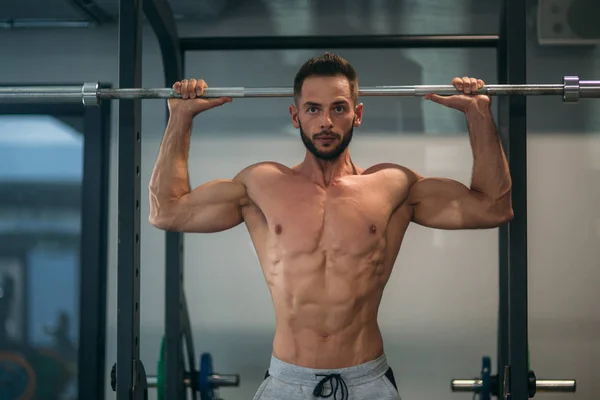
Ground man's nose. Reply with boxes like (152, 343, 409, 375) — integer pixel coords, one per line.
(320, 112, 333, 129)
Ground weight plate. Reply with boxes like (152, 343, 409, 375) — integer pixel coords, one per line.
(0, 352, 36, 400)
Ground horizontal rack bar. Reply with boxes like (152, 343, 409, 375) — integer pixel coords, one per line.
(179, 34, 500, 51)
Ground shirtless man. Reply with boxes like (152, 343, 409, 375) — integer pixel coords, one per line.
(148, 53, 513, 400)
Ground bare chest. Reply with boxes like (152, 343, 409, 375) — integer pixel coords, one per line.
(250, 179, 395, 256)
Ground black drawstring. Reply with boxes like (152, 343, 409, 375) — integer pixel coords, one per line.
(313, 373, 348, 400)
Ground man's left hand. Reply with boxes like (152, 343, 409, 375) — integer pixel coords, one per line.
(424, 76, 491, 112)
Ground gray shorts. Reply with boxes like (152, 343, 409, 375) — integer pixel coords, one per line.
(253, 354, 401, 400)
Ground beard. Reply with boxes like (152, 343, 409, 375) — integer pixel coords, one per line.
(299, 119, 354, 161)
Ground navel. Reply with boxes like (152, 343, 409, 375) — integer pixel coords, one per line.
(275, 224, 283, 235)
(370, 224, 377, 234)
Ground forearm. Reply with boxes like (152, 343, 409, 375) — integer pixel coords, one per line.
(466, 104, 511, 202)
(149, 111, 194, 208)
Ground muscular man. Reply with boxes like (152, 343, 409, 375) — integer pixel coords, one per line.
(149, 53, 513, 400)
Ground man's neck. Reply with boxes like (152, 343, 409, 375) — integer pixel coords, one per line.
(297, 150, 357, 187)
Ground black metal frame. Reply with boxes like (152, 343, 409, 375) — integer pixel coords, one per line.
(143, 0, 190, 399)
(79, 94, 111, 400)
(114, 0, 192, 399)
(180, 34, 499, 51)
(118, 0, 529, 399)
(497, 0, 529, 399)
(115, 0, 146, 397)
(0, 90, 111, 400)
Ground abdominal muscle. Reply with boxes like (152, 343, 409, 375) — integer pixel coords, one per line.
(264, 246, 390, 369)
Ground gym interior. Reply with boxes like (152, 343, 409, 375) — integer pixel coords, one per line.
(0, 0, 599, 399)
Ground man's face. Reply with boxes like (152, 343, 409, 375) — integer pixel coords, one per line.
(290, 76, 363, 160)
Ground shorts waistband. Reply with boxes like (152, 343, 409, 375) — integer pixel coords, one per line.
(267, 354, 390, 387)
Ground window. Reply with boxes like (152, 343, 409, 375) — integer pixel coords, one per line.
(0, 98, 109, 400)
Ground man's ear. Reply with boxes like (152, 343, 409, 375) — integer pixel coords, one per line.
(353, 103, 364, 127)
(289, 104, 300, 128)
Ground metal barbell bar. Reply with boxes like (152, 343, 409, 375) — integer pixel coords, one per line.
(0, 76, 598, 106)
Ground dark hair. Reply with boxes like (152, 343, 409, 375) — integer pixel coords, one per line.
(293, 53, 358, 104)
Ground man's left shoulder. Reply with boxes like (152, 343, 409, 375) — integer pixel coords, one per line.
(362, 162, 420, 182)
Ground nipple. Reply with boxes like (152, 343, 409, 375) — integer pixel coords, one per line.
(275, 224, 283, 235)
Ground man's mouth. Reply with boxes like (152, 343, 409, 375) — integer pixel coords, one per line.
(315, 134, 338, 144)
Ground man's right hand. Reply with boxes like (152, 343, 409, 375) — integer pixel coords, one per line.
(168, 78, 232, 117)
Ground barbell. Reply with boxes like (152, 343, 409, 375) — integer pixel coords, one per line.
(0, 76, 598, 106)
(451, 357, 576, 400)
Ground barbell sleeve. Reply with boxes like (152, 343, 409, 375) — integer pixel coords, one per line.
(146, 375, 159, 388)
(451, 379, 484, 392)
(207, 373, 240, 387)
(579, 80, 600, 98)
(535, 379, 577, 393)
(0, 76, 599, 106)
(145, 375, 192, 388)
(0, 85, 86, 103)
(450, 378, 576, 393)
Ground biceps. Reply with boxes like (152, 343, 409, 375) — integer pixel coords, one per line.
(410, 178, 500, 230)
